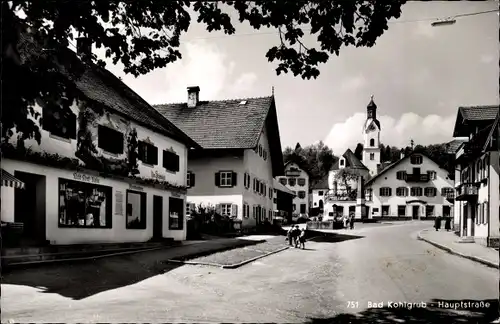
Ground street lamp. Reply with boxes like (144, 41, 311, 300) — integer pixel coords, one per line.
(431, 18, 457, 27)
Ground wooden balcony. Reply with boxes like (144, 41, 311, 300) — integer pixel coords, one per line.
(455, 183, 479, 201)
(405, 174, 429, 183)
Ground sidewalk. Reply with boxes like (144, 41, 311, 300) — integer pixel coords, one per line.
(418, 229, 499, 269)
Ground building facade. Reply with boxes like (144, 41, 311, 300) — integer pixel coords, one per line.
(1, 36, 197, 245)
(272, 178, 296, 223)
(364, 153, 455, 220)
(155, 87, 284, 230)
(276, 162, 310, 218)
(452, 106, 499, 248)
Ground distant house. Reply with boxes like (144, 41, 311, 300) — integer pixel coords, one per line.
(452, 105, 499, 248)
(310, 176, 329, 215)
(275, 162, 310, 218)
(155, 87, 284, 231)
(2, 34, 198, 245)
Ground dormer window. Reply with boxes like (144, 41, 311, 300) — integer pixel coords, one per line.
(410, 155, 423, 165)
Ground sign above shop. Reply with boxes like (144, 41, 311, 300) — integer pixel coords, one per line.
(129, 184, 144, 191)
(73, 172, 100, 184)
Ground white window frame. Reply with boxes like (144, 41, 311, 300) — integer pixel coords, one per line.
(220, 203, 232, 216)
(411, 187, 422, 197)
(220, 171, 233, 187)
(411, 155, 423, 165)
(380, 187, 391, 196)
(425, 187, 436, 197)
(396, 187, 407, 197)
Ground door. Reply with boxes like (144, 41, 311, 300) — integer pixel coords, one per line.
(443, 206, 451, 218)
(364, 206, 370, 219)
(412, 206, 419, 220)
(153, 195, 163, 240)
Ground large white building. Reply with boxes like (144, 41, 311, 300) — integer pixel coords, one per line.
(276, 162, 310, 218)
(155, 87, 285, 230)
(1, 35, 198, 245)
(321, 97, 455, 220)
(452, 105, 499, 248)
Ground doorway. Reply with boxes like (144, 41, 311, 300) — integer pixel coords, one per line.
(152, 195, 163, 240)
(443, 205, 451, 218)
(14, 171, 46, 245)
(412, 205, 420, 220)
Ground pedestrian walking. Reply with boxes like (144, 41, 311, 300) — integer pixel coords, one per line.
(444, 216, 451, 231)
(286, 227, 294, 246)
(299, 228, 306, 249)
(349, 214, 355, 230)
(293, 225, 301, 248)
(434, 217, 442, 231)
(343, 215, 348, 229)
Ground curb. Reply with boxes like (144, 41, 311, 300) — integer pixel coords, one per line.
(222, 246, 290, 269)
(417, 230, 499, 269)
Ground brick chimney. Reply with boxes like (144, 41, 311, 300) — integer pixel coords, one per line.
(187, 86, 200, 108)
(76, 37, 92, 59)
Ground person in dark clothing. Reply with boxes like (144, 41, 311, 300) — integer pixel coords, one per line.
(434, 217, 442, 231)
(444, 217, 451, 231)
(299, 228, 306, 249)
(293, 225, 301, 248)
(349, 215, 355, 230)
(286, 227, 294, 246)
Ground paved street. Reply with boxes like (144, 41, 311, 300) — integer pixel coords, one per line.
(2, 221, 498, 323)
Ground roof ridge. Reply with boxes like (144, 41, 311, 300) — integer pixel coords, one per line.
(154, 95, 273, 106)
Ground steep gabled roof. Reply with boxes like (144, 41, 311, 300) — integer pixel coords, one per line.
(331, 149, 368, 171)
(273, 178, 296, 196)
(15, 29, 199, 149)
(155, 95, 284, 176)
(445, 139, 468, 154)
(365, 152, 446, 187)
(453, 105, 499, 137)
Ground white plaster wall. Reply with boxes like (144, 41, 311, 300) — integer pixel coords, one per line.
(1, 186, 15, 222)
(186, 154, 245, 223)
(277, 162, 309, 215)
(311, 188, 327, 208)
(3, 159, 187, 244)
(368, 156, 454, 217)
(243, 126, 275, 227)
(9, 101, 188, 187)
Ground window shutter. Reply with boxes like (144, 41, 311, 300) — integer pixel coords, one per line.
(215, 204, 222, 215)
(191, 173, 196, 187)
(68, 113, 77, 139)
(138, 142, 145, 161)
(151, 146, 158, 165)
(215, 172, 221, 187)
(232, 172, 237, 187)
(253, 178, 256, 191)
(173, 154, 180, 172)
(264, 185, 267, 196)
(231, 204, 238, 217)
(244, 173, 247, 188)
(243, 204, 246, 217)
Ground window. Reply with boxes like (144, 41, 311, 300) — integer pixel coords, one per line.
(298, 178, 306, 186)
(318, 191, 324, 196)
(58, 178, 112, 228)
(163, 149, 180, 172)
(253, 178, 257, 192)
(169, 197, 184, 230)
(425, 205, 434, 217)
(260, 182, 264, 195)
(243, 203, 248, 218)
(259, 145, 263, 156)
(288, 178, 296, 186)
(410, 155, 423, 165)
(98, 125, 124, 154)
(397, 205, 406, 216)
(138, 141, 158, 165)
(216, 171, 236, 187)
(263, 150, 267, 160)
(187, 172, 195, 188)
(370, 153, 375, 160)
(300, 204, 306, 214)
(411, 187, 422, 196)
(220, 203, 232, 216)
(365, 188, 373, 201)
(298, 191, 306, 199)
(269, 210, 272, 219)
(413, 167, 421, 175)
(441, 187, 454, 196)
(269, 188, 273, 199)
(370, 138, 375, 147)
(244, 172, 250, 188)
(424, 187, 437, 197)
(292, 204, 297, 211)
(340, 159, 344, 166)
(381, 205, 390, 216)
(279, 178, 287, 186)
(43, 106, 77, 139)
(396, 187, 408, 197)
(126, 190, 147, 229)
(427, 171, 437, 180)
(379, 187, 392, 196)
(396, 171, 406, 180)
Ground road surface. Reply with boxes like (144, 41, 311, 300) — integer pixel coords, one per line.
(2, 222, 498, 323)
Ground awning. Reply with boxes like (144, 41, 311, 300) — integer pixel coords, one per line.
(1, 169, 25, 189)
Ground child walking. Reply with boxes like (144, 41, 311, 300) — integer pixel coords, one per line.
(299, 228, 306, 249)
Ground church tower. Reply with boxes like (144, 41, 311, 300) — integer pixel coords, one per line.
(362, 96, 381, 176)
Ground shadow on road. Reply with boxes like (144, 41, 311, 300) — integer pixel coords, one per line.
(1, 254, 183, 300)
(308, 232, 364, 243)
(308, 299, 498, 323)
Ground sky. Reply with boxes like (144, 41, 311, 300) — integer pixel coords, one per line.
(91, 1, 499, 155)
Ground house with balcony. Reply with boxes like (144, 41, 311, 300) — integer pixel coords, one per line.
(154, 87, 284, 231)
(452, 105, 499, 248)
(363, 152, 455, 220)
(276, 162, 310, 219)
(1, 32, 199, 246)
